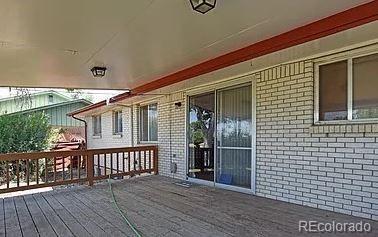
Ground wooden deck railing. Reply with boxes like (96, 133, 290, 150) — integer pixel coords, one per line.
(0, 146, 158, 194)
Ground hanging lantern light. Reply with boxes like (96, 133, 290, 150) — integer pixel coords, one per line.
(91, 66, 107, 78)
(189, 0, 216, 14)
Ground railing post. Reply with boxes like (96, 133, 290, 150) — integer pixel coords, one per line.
(153, 146, 159, 175)
(87, 153, 94, 186)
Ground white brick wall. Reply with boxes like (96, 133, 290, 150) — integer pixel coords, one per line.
(85, 59, 378, 221)
(86, 107, 132, 149)
(255, 60, 378, 220)
(157, 93, 186, 180)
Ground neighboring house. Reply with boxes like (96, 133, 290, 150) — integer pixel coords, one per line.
(0, 90, 92, 138)
(71, 43, 378, 221)
(0, 90, 71, 115)
(9, 99, 92, 128)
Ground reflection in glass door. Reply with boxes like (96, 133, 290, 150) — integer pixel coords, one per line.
(187, 92, 215, 181)
(216, 85, 252, 189)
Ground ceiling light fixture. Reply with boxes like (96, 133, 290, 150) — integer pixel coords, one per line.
(189, 0, 216, 14)
(91, 66, 107, 78)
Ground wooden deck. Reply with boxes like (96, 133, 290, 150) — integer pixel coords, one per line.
(0, 175, 377, 237)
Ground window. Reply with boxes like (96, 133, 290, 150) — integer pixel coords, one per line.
(92, 115, 102, 136)
(318, 61, 348, 121)
(48, 95, 54, 103)
(139, 104, 158, 142)
(113, 110, 123, 135)
(353, 53, 378, 119)
(316, 52, 378, 122)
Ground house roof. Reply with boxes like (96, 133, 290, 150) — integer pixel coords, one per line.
(68, 1, 378, 117)
(0, 90, 71, 103)
(7, 99, 92, 116)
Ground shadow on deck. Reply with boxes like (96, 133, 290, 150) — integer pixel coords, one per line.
(0, 175, 377, 237)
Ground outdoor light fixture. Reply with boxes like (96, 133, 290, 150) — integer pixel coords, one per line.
(189, 0, 216, 14)
(91, 66, 107, 78)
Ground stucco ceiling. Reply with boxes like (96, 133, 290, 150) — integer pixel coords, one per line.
(0, 0, 372, 89)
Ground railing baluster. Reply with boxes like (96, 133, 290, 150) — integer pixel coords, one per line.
(26, 159, 30, 186)
(44, 157, 48, 183)
(62, 156, 65, 181)
(36, 159, 39, 185)
(6, 161, 9, 189)
(154, 147, 159, 174)
(123, 152, 126, 173)
(133, 151, 136, 172)
(144, 150, 146, 171)
(138, 150, 142, 172)
(97, 154, 100, 176)
(78, 155, 81, 179)
(110, 153, 113, 175)
(149, 149, 151, 171)
(116, 152, 119, 174)
(53, 157, 57, 182)
(128, 151, 131, 173)
(16, 159, 20, 187)
(70, 156, 73, 180)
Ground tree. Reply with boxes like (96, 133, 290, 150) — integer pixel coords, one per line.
(0, 113, 56, 154)
(0, 113, 58, 184)
(11, 87, 33, 110)
(66, 89, 93, 102)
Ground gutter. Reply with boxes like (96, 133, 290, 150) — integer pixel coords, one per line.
(71, 114, 88, 149)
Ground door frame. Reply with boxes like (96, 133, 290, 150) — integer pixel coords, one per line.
(185, 77, 257, 194)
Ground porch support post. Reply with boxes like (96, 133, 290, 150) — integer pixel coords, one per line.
(87, 153, 94, 186)
(153, 146, 159, 175)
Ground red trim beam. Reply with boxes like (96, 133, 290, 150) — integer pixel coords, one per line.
(113, 1, 378, 102)
(72, 1, 378, 115)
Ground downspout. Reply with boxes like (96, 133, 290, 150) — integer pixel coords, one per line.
(169, 94, 173, 179)
(71, 114, 88, 150)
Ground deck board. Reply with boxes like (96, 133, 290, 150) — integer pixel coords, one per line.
(3, 198, 22, 237)
(13, 196, 38, 237)
(23, 194, 57, 237)
(50, 190, 107, 237)
(0, 199, 6, 237)
(59, 190, 128, 236)
(32, 193, 73, 237)
(41, 192, 91, 237)
(1, 175, 378, 237)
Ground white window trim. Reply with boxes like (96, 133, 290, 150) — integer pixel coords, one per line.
(314, 50, 378, 125)
(112, 110, 123, 136)
(139, 104, 158, 143)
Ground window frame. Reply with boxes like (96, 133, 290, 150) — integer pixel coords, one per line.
(314, 50, 378, 124)
(48, 95, 54, 103)
(139, 103, 158, 143)
(92, 115, 102, 137)
(112, 110, 123, 135)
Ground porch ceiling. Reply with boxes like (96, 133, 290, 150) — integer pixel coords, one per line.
(0, 0, 372, 90)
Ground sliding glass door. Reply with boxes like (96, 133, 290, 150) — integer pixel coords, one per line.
(187, 92, 215, 181)
(216, 85, 252, 189)
(187, 84, 253, 190)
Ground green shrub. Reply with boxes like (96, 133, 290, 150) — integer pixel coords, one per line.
(0, 113, 56, 154)
(0, 113, 58, 184)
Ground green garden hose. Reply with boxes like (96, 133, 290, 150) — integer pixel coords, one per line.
(108, 175, 142, 237)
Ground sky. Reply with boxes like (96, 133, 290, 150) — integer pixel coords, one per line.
(0, 87, 127, 103)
